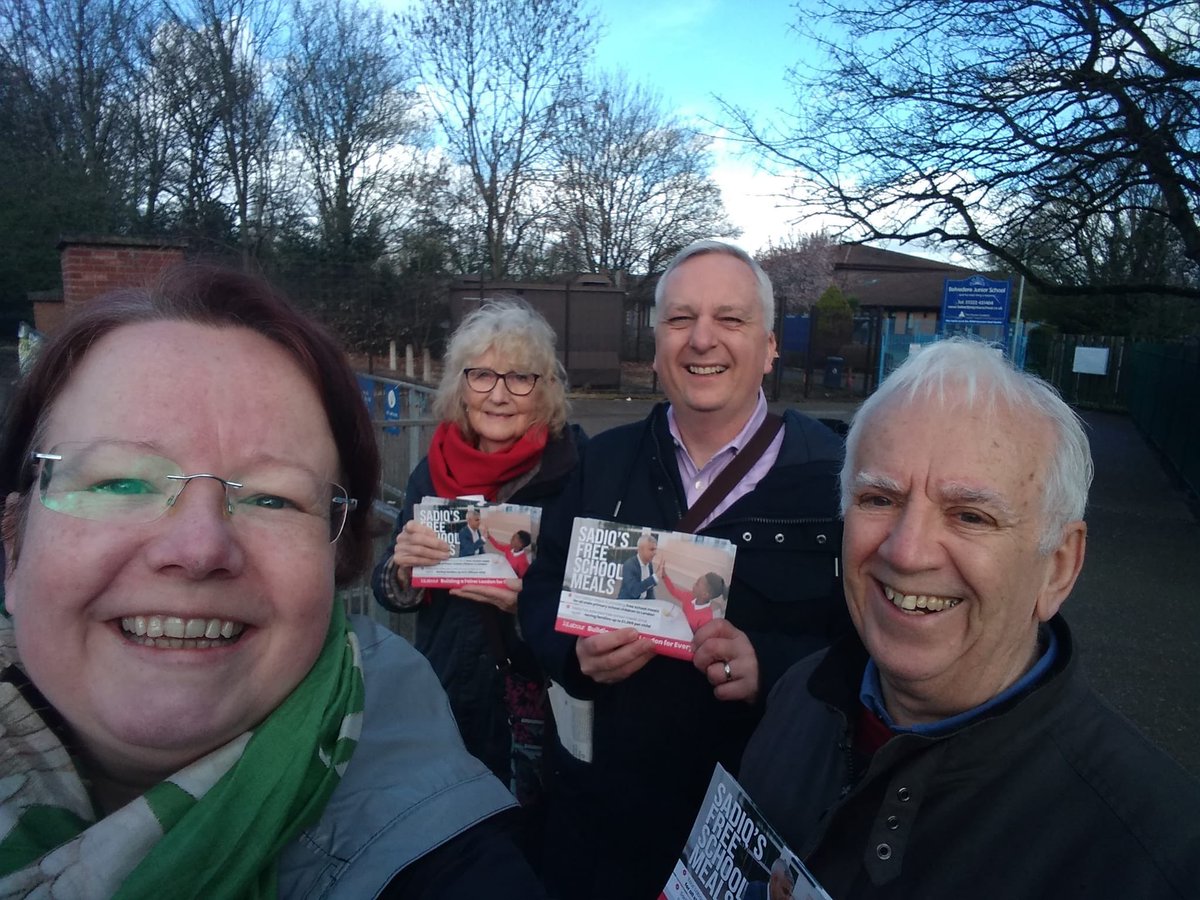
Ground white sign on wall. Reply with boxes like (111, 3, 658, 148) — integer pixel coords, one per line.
(1072, 346, 1110, 375)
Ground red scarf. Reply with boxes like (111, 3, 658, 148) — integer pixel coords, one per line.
(427, 421, 549, 501)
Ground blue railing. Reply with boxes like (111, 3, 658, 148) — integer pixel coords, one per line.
(355, 373, 439, 509)
(342, 373, 438, 636)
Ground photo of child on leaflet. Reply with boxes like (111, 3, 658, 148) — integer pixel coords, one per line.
(410, 498, 541, 589)
(555, 518, 735, 661)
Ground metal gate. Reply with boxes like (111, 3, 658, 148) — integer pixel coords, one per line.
(1039, 335, 1129, 411)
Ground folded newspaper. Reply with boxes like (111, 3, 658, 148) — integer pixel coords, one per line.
(661, 764, 831, 900)
(554, 517, 736, 660)
(410, 498, 542, 589)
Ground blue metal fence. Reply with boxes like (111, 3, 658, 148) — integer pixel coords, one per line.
(356, 373, 439, 505)
(340, 373, 437, 636)
(876, 329, 942, 383)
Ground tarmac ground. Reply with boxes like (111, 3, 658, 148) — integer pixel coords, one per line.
(569, 396, 1200, 778)
(1066, 410, 1199, 778)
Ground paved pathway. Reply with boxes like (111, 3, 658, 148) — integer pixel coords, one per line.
(1066, 411, 1200, 777)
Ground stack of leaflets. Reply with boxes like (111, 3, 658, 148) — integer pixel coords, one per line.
(661, 764, 832, 900)
(410, 498, 542, 589)
(554, 517, 736, 660)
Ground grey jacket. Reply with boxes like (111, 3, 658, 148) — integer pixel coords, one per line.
(277, 616, 519, 898)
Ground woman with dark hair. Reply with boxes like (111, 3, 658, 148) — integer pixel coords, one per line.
(0, 265, 543, 897)
(372, 297, 584, 840)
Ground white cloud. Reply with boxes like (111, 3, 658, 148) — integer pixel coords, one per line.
(707, 134, 840, 253)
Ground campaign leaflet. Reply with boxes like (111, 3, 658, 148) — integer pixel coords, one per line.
(661, 764, 832, 900)
(410, 498, 541, 589)
(553, 517, 736, 661)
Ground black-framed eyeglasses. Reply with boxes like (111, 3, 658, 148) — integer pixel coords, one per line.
(462, 367, 541, 396)
(31, 441, 358, 543)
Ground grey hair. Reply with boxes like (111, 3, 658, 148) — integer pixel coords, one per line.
(433, 296, 569, 440)
(655, 239, 775, 333)
(840, 338, 1093, 553)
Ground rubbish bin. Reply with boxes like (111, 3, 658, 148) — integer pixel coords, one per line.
(823, 356, 844, 389)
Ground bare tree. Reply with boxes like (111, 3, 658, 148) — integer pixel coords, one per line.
(129, 15, 213, 236)
(127, 48, 175, 232)
(551, 73, 737, 279)
(726, 0, 1200, 300)
(404, 0, 598, 278)
(1014, 180, 1200, 333)
(131, 18, 235, 244)
(165, 0, 285, 264)
(0, 0, 150, 224)
(285, 0, 426, 260)
(0, 0, 156, 322)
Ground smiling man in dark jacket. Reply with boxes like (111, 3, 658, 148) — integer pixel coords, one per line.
(740, 338, 1200, 899)
(519, 239, 849, 899)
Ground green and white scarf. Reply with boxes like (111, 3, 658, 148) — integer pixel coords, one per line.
(0, 602, 365, 898)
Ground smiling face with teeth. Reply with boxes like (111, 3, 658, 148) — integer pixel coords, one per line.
(653, 252, 777, 452)
(4, 321, 341, 790)
(842, 390, 1086, 726)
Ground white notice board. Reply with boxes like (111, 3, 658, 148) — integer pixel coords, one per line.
(1072, 346, 1109, 375)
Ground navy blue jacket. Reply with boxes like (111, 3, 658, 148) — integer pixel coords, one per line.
(741, 616, 1200, 899)
(519, 404, 849, 900)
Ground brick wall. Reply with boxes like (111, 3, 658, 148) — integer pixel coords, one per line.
(32, 294, 67, 335)
(59, 237, 188, 320)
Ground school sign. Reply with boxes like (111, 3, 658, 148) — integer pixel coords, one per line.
(940, 275, 1011, 327)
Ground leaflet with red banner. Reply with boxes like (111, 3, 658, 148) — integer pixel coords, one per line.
(553, 517, 735, 661)
(410, 498, 541, 589)
(661, 764, 831, 900)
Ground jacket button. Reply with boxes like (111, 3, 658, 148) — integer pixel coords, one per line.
(742, 531, 753, 542)
(897, 787, 911, 802)
(816, 533, 827, 544)
(774, 532, 785, 543)
(886, 815, 899, 830)
(876, 843, 892, 860)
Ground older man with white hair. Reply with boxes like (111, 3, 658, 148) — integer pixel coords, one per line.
(740, 338, 1200, 899)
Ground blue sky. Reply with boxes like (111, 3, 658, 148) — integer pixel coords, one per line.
(590, 0, 810, 250)
(590, 0, 799, 123)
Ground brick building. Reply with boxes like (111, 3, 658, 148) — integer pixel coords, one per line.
(31, 236, 188, 335)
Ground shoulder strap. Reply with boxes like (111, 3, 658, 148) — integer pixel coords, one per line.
(675, 412, 784, 533)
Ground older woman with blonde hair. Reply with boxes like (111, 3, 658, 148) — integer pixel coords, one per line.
(373, 297, 584, 851)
